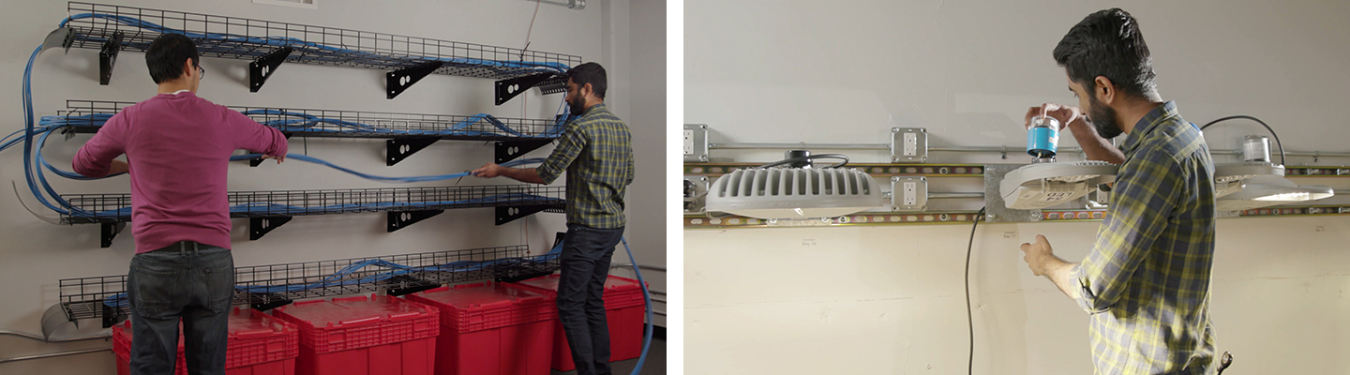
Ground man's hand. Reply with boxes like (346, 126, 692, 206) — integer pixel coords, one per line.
(1020, 234, 1057, 276)
(472, 163, 502, 178)
(1024, 103, 1083, 132)
(1020, 234, 1082, 300)
(260, 154, 285, 164)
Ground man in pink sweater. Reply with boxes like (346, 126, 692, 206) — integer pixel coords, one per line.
(72, 34, 288, 375)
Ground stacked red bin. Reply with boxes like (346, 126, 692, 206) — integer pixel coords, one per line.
(271, 294, 439, 375)
(405, 282, 556, 375)
(511, 275, 646, 372)
(112, 307, 300, 375)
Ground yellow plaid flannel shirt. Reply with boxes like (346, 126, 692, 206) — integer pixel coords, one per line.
(537, 103, 634, 229)
(1073, 101, 1218, 374)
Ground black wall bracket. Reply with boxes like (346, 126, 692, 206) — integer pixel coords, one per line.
(386, 61, 446, 99)
(98, 32, 123, 85)
(496, 205, 556, 225)
(248, 293, 293, 312)
(249, 46, 293, 92)
(387, 137, 441, 166)
(495, 139, 553, 164)
(384, 275, 441, 296)
(494, 73, 566, 105)
(249, 216, 292, 241)
(101, 300, 124, 328)
(101, 221, 126, 248)
(249, 133, 292, 167)
(387, 210, 444, 232)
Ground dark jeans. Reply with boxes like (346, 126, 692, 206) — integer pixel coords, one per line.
(128, 241, 234, 375)
(558, 224, 625, 375)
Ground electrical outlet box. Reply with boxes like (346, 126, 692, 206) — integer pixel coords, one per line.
(684, 124, 709, 162)
(890, 127, 927, 163)
(889, 176, 928, 211)
(683, 176, 709, 213)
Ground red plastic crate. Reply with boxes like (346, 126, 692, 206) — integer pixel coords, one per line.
(407, 282, 555, 333)
(271, 294, 439, 375)
(112, 307, 299, 375)
(226, 308, 300, 371)
(511, 275, 647, 372)
(405, 282, 556, 375)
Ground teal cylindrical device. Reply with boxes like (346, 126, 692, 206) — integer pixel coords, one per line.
(1027, 115, 1060, 159)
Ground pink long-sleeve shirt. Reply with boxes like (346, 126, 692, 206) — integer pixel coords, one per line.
(72, 91, 288, 253)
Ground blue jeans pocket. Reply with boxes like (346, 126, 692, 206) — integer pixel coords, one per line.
(130, 260, 186, 320)
(203, 255, 234, 314)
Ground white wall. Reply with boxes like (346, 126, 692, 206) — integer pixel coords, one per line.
(685, 0, 1350, 374)
(0, 0, 663, 373)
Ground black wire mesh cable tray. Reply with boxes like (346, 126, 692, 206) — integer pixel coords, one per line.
(57, 244, 561, 326)
(59, 2, 580, 82)
(56, 100, 565, 141)
(59, 185, 567, 224)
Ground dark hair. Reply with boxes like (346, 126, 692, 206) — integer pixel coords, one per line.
(145, 33, 200, 84)
(566, 62, 607, 99)
(1053, 8, 1157, 99)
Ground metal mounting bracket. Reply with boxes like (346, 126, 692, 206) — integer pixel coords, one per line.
(249, 216, 292, 241)
(387, 210, 445, 232)
(249, 46, 293, 92)
(495, 73, 566, 105)
(386, 61, 446, 99)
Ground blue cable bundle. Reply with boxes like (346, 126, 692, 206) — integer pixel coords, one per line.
(14, 42, 566, 216)
(59, 13, 570, 76)
(13, 9, 580, 216)
(102, 241, 566, 308)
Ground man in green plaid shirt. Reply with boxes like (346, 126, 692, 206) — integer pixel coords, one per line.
(1019, 9, 1219, 375)
(472, 62, 633, 375)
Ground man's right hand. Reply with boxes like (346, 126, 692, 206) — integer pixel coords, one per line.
(1024, 103, 1083, 132)
(1024, 102, 1127, 164)
(260, 154, 285, 164)
(472, 163, 502, 178)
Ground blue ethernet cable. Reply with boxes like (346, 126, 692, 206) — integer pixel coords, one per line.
(59, 13, 570, 75)
(101, 240, 565, 308)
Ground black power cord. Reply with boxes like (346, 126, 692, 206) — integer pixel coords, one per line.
(1199, 115, 1286, 165)
(965, 207, 987, 375)
(754, 154, 850, 169)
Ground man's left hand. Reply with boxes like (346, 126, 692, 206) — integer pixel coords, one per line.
(1020, 234, 1056, 276)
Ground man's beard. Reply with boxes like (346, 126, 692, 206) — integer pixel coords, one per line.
(1086, 96, 1124, 139)
(568, 96, 587, 116)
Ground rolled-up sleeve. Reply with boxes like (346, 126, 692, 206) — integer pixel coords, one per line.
(72, 113, 128, 178)
(226, 109, 288, 157)
(1074, 147, 1182, 313)
(537, 126, 585, 185)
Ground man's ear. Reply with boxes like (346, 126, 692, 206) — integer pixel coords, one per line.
(581, 82, 594, 99)
(182, 58, 197, 79)
(1093, 76, 1115, 105)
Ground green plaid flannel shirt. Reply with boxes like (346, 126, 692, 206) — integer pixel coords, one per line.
(537, 103, 633, 229)
(1073, 101, 1218, 374)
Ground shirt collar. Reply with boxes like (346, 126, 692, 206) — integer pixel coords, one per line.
(1119, 101, 1179, 156)
(582, 103, 607, 116)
